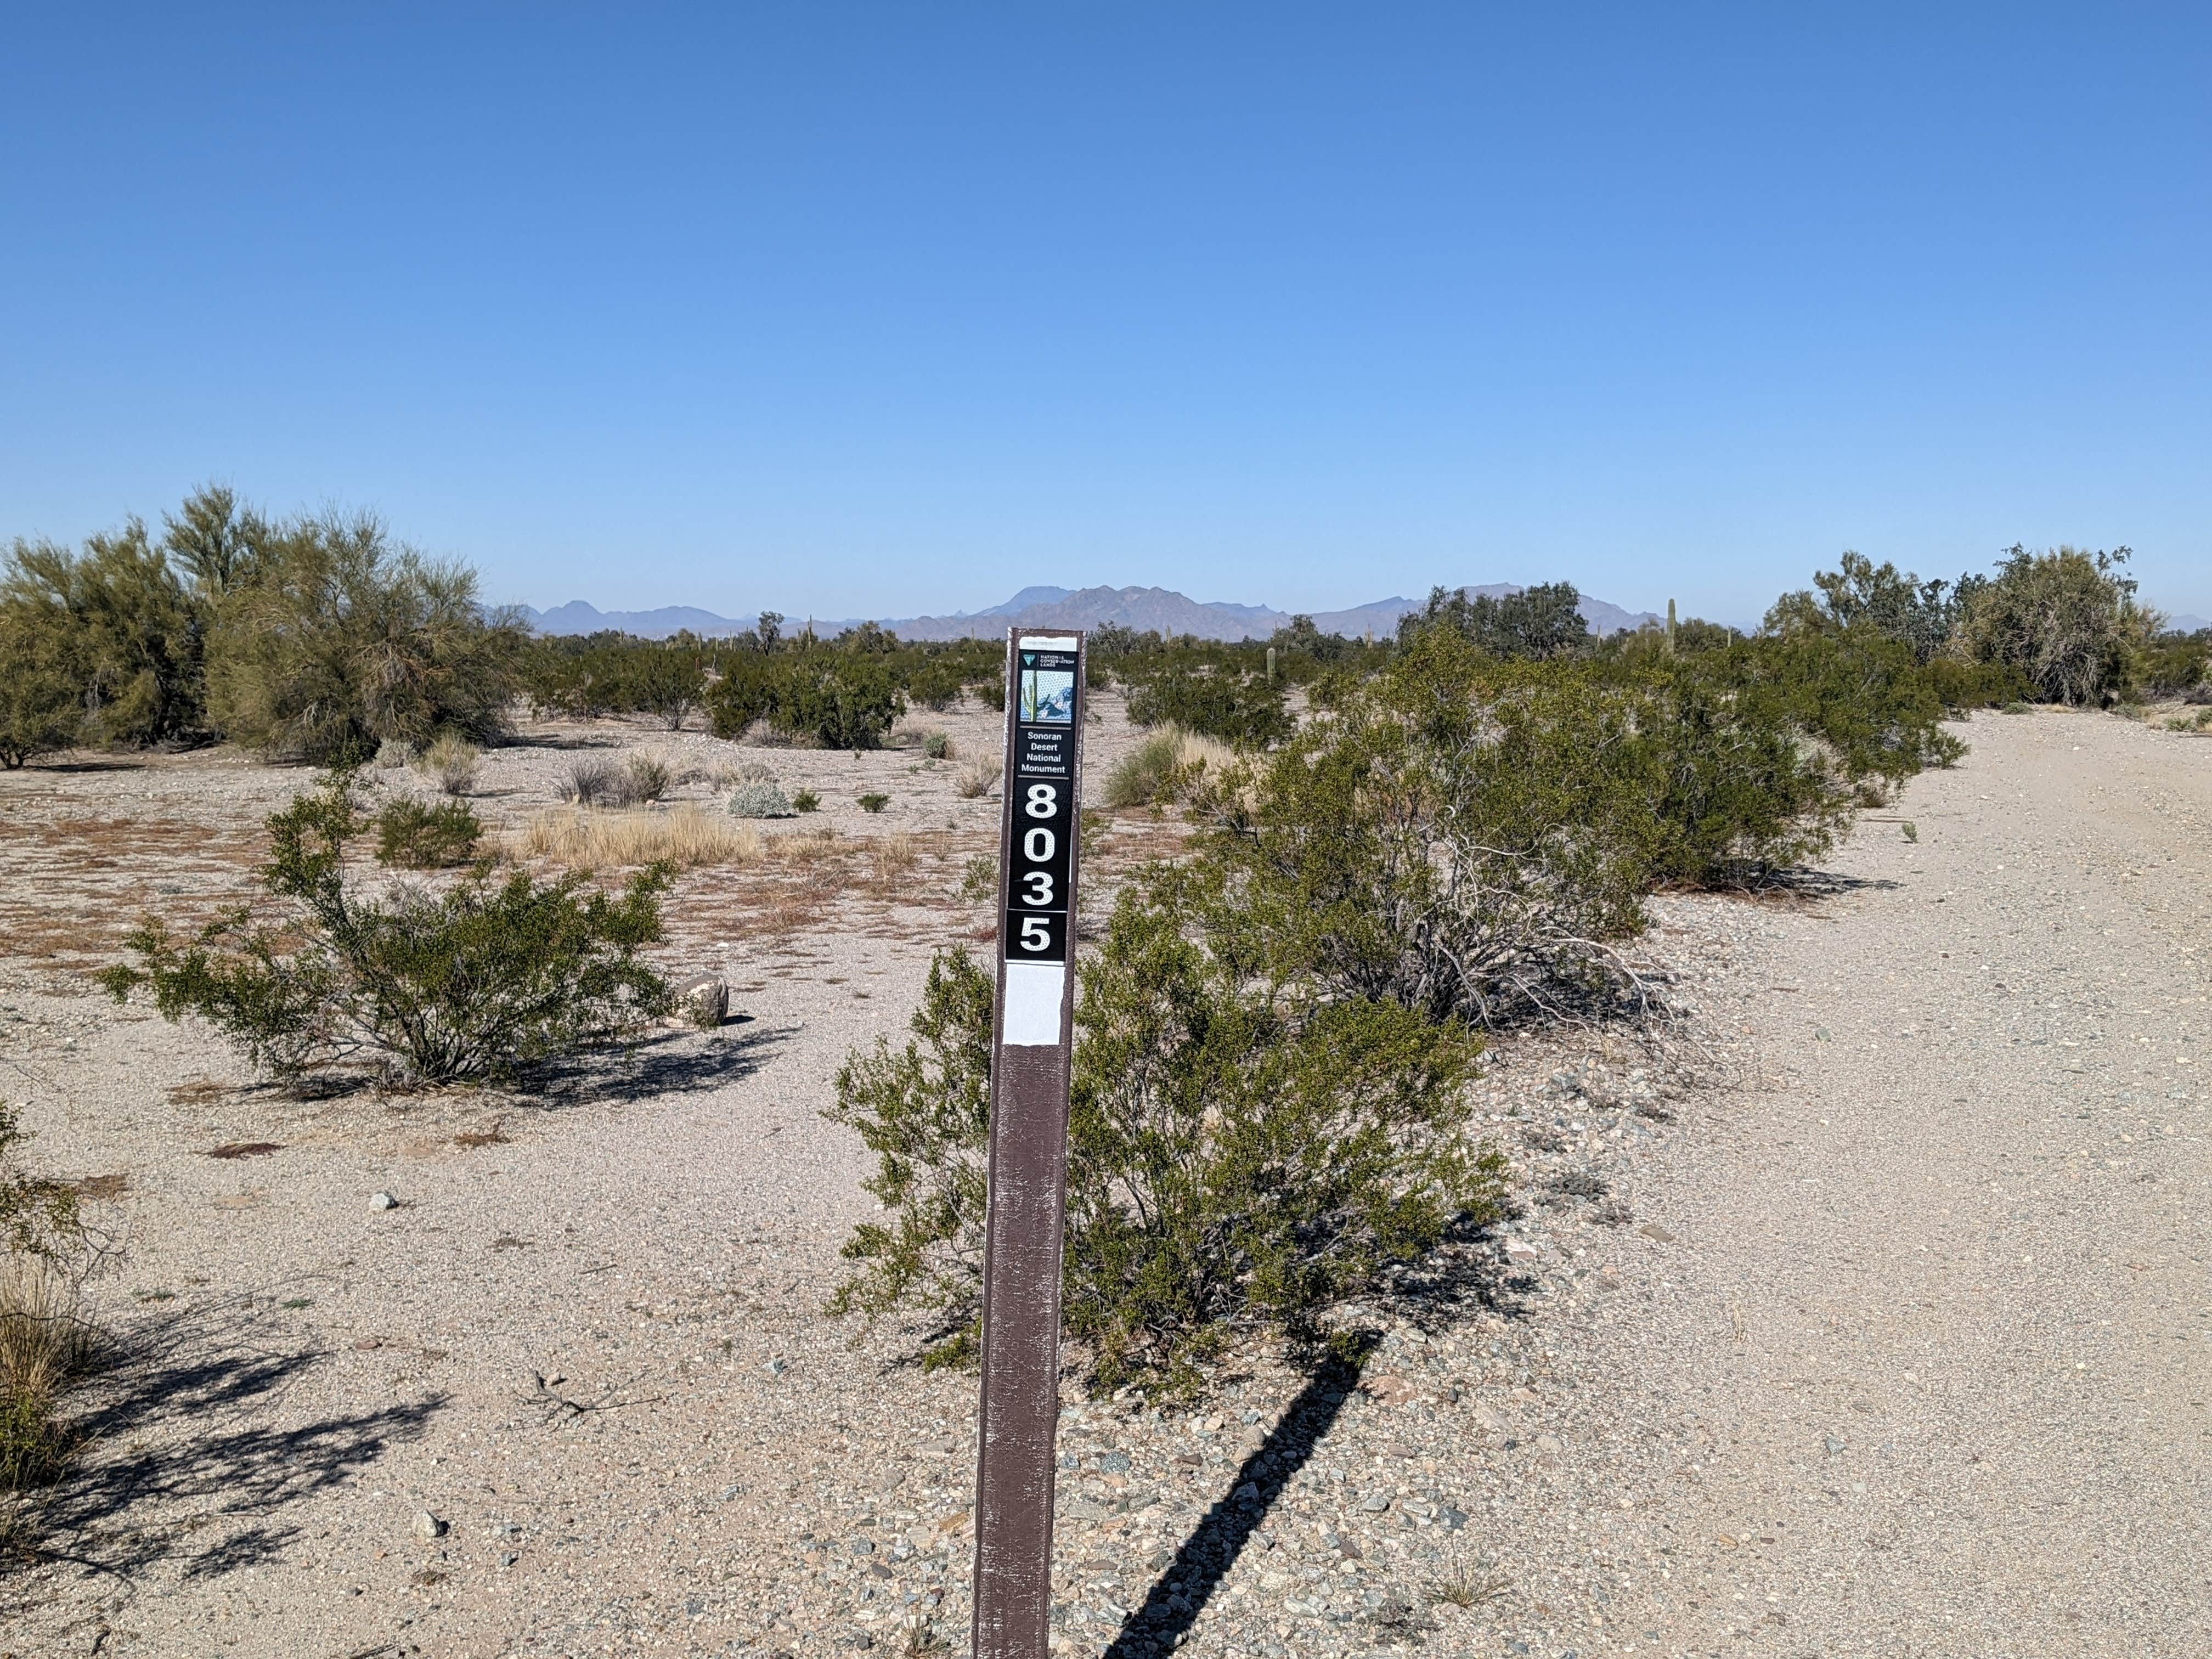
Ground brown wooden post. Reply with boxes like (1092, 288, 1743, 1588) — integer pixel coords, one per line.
(972, 629, 1086, 1659)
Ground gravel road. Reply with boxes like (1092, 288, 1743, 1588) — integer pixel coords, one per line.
(1, 704, 2204, 1659)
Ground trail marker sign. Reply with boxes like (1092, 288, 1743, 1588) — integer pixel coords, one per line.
(971, 630, 1085, 1659)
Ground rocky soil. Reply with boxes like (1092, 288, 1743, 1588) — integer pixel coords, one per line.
(0, 703, 2205, 1658)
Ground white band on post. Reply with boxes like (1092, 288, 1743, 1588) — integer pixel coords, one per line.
(1000, 962, 1066, 1047)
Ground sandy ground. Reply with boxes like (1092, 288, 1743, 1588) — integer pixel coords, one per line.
(0, 702, 2204, 1659)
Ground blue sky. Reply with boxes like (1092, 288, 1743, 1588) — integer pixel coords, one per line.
(3, 5, 2207, 627)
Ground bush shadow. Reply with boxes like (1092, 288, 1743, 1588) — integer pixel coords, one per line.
(25, 1299, 444, 1584)
(521, 1020, 793, 1107)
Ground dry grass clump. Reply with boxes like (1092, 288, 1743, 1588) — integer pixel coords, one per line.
(779, 823, 842, 865)
(1, 1258, 97, 1486)
(512, 805, 768, 870)
(955, 758, 1002, 799)
(870, 832, 921, 894)
(1103, 725, 1237, 808)
(560, 751, 679, 807)
(415, 732, 482, 796)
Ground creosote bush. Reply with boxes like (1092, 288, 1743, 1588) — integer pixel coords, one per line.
(101, 777, 673, 1085)
(374, 798, 483, 868)
(828, 889, 1504, 1396)
(1122, 664, 1291, 745)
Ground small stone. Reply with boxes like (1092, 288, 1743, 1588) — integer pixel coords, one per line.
(1359, 1493, 1391, 1513)
(765, 1357, 789, 1376)
(370, 1191, 398, 1211)
(1441, 1507, 1468, 1530)
(1637, 1222, 1676, 1243)
(412, 1510, 447, 1541)
(1824, 1435, 1848, 1455)
(499, 1552, 518, 1568)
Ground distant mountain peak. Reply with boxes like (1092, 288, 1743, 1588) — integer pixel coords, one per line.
(509, 582, 1660, 642)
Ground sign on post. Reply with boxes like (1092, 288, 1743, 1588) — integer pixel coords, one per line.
(972, 630, 1086, 1659)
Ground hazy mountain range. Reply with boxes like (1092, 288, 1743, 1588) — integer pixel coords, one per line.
(510, 584, 1663, 642)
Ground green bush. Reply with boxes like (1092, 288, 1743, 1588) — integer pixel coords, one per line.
(0, 605, 86, 768)
(207, 511, 522, 761)
(1124, 665, 1290, 744)
(1952, 545, 2158, 706)
(858, 792, 890, 813)
(2139, 629, 2211, 701)
(1104, 730, 1185, 808)
(1630, 633, 1962, 887)
(828, 893, 1503, 1395)
(2, 521, 206, 749)
(374, 798, 483, 868)
(1190, 633, 1661, 1025)
(100, 778, 672, 1085)
(791, 788, 821, 813)
(706, 650, 905, 748)
(1925, 656, 2028, 712)
(1396, 581, 1588, 659)
(1764, 551, 1970, 664)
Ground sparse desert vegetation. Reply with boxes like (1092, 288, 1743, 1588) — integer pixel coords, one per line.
(1, 509, 2206, 1655)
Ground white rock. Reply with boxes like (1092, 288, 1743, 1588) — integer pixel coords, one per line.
(370, 1191, 398, 1211)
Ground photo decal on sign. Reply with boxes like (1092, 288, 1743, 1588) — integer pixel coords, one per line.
(1019, 665, 1075, 724)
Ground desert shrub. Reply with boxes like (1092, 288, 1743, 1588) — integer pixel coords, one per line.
(624, 751, 672, 803)
(1105, 731, 1183, 808)
(2, 523, 206, 749)
(1924, 656, 2027, 712)
(414, 732, 480, 795)
(1396, 581, 1588, 660)
(707, 650, 905, 748)
(1189, 634, 1662, 1026)
(827, 894, 1504, 1394)
(907, 659, 967, 712)
(0, 605, 86, 768)
(957, 853, 997, 903)
(100, 778, 672, 1085)
(629, 645, 707, 731)
(560, 754, 631, 806)
(1103, 726, 1236, 809)
(1951, 545, 2157, 706)
(1, 1103, 101, 1501)
(922, 730, 952, 760)
(776, 656, 905, 749)
(374, 737, 414, 770)
(1764, 552, 1971, 664)
(1629, 633, 1962, 887)
(727, 781, 794, 818)
(1124, 664, 1291, 745)
(954, 758, 1001, 798)
(858, 792, 890, 814)
(792, 788, 821, 813)
(207, 510, 522, 761)
(374, 798, 482, 868)
(2139, 630, 2211, 701)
